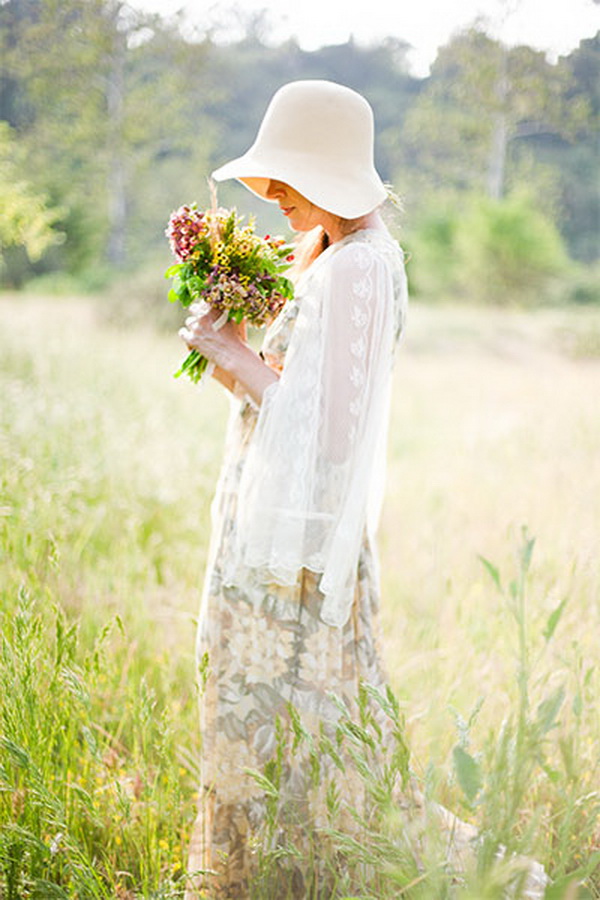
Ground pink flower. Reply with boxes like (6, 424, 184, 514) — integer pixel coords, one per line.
(165, 204, 206, 261)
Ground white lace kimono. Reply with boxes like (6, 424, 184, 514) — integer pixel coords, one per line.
(227, 228, 407, 626)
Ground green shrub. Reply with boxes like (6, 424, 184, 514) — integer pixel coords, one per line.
(562, 262, 600, 306)
(407, 191, 571, 306)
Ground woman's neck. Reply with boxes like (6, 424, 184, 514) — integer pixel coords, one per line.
(291, 210, 386, 277)
(325, 209, 384, 244)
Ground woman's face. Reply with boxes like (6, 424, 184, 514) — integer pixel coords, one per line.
(264, 180, 334, 234)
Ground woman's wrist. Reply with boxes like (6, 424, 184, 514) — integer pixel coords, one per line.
(181, 312, 279, 405)
(215, 335, 252, 375)
(221, 341, 279, 406)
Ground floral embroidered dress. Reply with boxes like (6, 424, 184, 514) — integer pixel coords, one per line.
(184, 228, 407, 897)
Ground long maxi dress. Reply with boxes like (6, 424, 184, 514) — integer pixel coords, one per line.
(185, 227, 409, 897)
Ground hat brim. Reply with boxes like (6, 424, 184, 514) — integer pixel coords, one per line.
(211, 152, 387, 220)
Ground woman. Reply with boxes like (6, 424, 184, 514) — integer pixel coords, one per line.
(179, 80, 547, 899)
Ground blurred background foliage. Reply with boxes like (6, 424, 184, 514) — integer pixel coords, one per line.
(0, 0, 598, 306)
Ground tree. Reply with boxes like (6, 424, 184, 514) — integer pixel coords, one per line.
(557, 33, 600, 261)
(0, 122, 63, 278)
(1, 0, 214, 274)
(1, 7, 597, 284)
(400, 29, 587, 205)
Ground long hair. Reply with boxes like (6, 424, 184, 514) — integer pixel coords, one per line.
(289, 211, 383, 280)
(289, 226, 330, 279)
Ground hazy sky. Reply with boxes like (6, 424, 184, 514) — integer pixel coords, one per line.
(133, 0, 600, 75)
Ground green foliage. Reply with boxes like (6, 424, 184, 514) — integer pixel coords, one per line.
(0, 295, 226, 897)
(1, 0, 215, 281)
(243, 532, 598, 895)
(1, 295, 599, 895)
(455, 193, 569, 304)
(0, 123, 63, 273)
(408, 191, 570, 305)
(399, 29, 589, 202)
(1, 1, 598, 288)
(0, 590, 197, 898)
(467, 533, 600, 891)
(452, 744, 483, 804)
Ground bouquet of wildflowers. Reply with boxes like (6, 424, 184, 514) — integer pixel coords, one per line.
(165, 203, 295, 383)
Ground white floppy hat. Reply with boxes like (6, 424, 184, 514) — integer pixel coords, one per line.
(211, 80, 388, 219)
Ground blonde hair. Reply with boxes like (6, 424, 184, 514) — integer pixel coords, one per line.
(290, 226, 329, 278)
(290, 213, 377, 279)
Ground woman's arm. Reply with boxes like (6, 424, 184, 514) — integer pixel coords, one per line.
(179, 306, 279, 406)
(233, 241, 399, 627)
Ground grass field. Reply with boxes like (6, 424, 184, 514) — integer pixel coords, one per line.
(1, 293, 599, 898)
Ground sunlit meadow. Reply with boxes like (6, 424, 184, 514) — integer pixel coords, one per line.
(1, 294, 599, 897)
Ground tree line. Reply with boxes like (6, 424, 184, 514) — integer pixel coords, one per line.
(1, 0, 598, 304)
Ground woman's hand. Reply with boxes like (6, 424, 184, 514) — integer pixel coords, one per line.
(179, 303, 246, 372)
(178, 303, 278, 405)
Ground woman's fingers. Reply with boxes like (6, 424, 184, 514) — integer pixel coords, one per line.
(184, 311, 213, 334)
(179, 313, 222, 349)
(189, 301, 209, 316)
(185, 305, 246, 340)
(179, 309, 247, 371)
(180, 319, 206, 340)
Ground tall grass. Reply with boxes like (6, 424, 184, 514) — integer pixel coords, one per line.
(1, 295, 599, 897)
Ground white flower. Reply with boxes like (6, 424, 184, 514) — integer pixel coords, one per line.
(50, 832, 64, 855)
(226, 608, 295, 684)
(298, 626, 335, 683)
(213, 734, 261, 803)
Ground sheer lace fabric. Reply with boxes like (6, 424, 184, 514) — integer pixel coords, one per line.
(224, 229, 408, 627)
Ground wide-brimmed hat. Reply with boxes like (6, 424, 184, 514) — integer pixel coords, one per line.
(211, 80, 388, 219)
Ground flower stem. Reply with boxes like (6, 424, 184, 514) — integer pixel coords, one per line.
(174, 350, 209, 384)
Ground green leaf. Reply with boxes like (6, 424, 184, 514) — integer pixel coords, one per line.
(536, 684, 565, 735)
(0, 737, 30, 768)
(318, 733, 345, 773)
(540, 760, 561, 783)
(544, 859, 599, 900)
(186, 274, 206, 293)
(325, 779, 341, 817)
(31, 880, 70, 899)
(385, 683, 401, 719)
(542, 596, 568, 642)
(519, 527, 536, 575)
(338, 719, 376, 751)
(478, 555, 502, 592)
(175, 283, 192, 307)
(452, 744, 482, 803)
(243, 768, 278, 797)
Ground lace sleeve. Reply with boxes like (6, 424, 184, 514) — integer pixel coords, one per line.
(228, 238, 402, 627)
